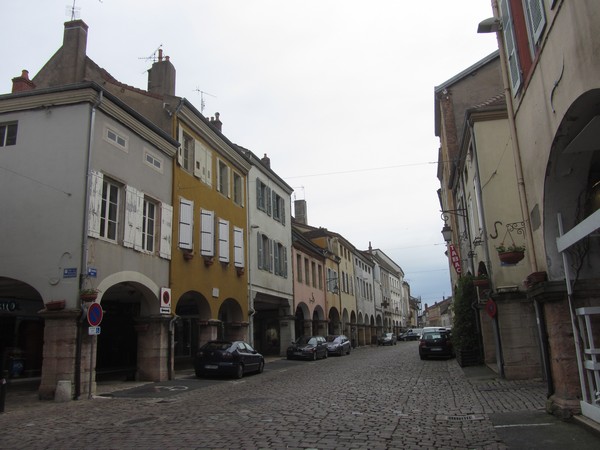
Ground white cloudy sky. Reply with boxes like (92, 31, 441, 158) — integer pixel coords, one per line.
(1, 0, 499, 308)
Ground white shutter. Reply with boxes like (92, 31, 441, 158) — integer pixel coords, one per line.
(218, 218, 230, 263)
(179, 198, 193, 250)
(234, 226, 244, 268)
(159, 203, 172, 259)
(206, 151, 212, 187)
(193, 139, 202, 179)
(525, 0, 546, 44)
(267, 187, 272, 216)
(124, 185, 143, 250)
(257, 232, 263, 269)
(177, 126, 183, 166)
(500, 0, 522, 94)
(268, 238, 273, 272)
(87, 170, 103, 238)
(274, 242, 280, 275)
(200, 209, 215, 256)
(283, 247, 288, 278)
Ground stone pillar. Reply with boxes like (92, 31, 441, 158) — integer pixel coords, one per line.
(38, 309, 80, 400)
(135, 315, 170, 382)
(303, 320, 312, 337)
(279, 316, 295, 356)
(198, 320, 220, 346)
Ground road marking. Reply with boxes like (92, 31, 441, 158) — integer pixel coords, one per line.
(494, 423, 553, 428)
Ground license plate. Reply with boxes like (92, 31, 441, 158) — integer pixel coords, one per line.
(205, 364, 218, 369)
(431, 348, 442, 351)
(294, 352, 303, 356)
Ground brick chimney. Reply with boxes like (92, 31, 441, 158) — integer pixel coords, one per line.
(294, 199, 308, 225)
(62, 20, 89, 83)
(261, 153, 271, 168)
(209, 112, 222, 132)
(12, 70, 35, 93)
(147, 48, 176, 97)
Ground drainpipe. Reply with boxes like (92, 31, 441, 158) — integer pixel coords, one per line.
(75, 89, 103, 399)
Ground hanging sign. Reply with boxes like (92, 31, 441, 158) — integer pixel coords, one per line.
(449, 244, 462, 274)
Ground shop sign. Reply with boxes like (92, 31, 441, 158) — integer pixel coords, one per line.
(449, 244, 462, 274)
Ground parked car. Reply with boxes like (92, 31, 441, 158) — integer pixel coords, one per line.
(194, 340, 265, 379)
(326, 335, 351, 356)
(399, 329, 422, 341)
(418, 330, 454, 360)
(377, 332, 397, 346)
(287, 336, 328, 360)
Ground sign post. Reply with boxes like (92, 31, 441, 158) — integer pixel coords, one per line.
(86, 303, 103, 399)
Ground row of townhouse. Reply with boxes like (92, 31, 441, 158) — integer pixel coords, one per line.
(436, 0, 600, 423)
(0, 19, 415, 401)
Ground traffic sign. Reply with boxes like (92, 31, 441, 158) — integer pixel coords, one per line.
(88, 326, 101, 335)
(87, 302, 103, 327)
(160, 287, 171, 314)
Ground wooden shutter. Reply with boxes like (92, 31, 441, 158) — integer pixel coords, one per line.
(274, 242, 280, 275)
(218, 218, 230, 263)
(268, 238, 273, 272)
(234, 226, 244, 268)
(194, 139, 202, 179)
(283, 247, 288, 278)
(87, 170, 103, 238)
(124, 185, 143, 250)
(159, 203, 172, 259)
(500, 0, 522, 94)
(177, 126, 183, 166)
(525, 0, 546, 44)
(201, 209, 215, 256)
(257, 232, 263, 269)
(266, 187, 272, 216)
(179, 198, 193, 249)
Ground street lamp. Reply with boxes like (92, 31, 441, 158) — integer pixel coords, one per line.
(440, 209, 466, 243)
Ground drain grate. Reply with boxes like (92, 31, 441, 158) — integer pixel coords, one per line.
(437, 414, 485, 422)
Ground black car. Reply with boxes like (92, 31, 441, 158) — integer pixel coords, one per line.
(287, 336, 328, 360)
(418, 330, 454, 360)
(326, 334, 351, 356)
(399, 330, 421, 341)
(377, 332, 397, 346)
(194, 340, 265, 378)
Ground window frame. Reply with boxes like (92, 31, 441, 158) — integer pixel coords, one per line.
(0, 122, 18, 147)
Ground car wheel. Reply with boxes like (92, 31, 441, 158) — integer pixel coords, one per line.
(347, 347, 351, 355)
(339, 348, 344, 356)
(195, 369, 203, 378)
(419, 355, 426, 360)
(257, 360, 265, 373)
(235, 364, 244, 379)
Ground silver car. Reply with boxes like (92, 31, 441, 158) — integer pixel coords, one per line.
(326, 335, 352, 356)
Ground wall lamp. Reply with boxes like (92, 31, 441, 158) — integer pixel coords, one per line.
(440, 209, 467, 243)
(477, 17, 502, 34)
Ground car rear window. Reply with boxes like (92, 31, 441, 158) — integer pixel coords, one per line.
(204, 342, 232, 350)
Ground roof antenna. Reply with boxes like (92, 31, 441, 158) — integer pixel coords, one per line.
(194, 88, 216, 114)
(66, 0, 80, 20)
(138, 44, 163, 63)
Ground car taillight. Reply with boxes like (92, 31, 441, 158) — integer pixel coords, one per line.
(221, 352, 233, 360)
(419, 341, 425, 347)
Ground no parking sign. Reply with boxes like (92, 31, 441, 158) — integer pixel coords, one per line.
(160, 287, 171, 314)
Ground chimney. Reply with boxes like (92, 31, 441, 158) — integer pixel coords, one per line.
(261, 153, 271, 168)
(148, 49, 176, 97)
(62, 20, 89, 83)
(12, 70, 35, 93)
(209, 112, 222, 132)
(294, 199, 308, 225)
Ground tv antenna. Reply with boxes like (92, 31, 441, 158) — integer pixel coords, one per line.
(138, 44, 163, 64)
(66, 1, 80, 20)
(194, 88, 216, 114)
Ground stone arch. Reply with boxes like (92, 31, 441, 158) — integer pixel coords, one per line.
(218, 298, 245, 341)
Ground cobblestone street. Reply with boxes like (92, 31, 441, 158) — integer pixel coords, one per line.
(1, 343, 598, 449)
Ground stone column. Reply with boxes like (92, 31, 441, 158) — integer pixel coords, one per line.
(135, 315, 170, 382)
(279, 316, 295, 356)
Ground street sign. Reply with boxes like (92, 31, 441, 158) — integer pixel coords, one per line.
(87, 302, 103, 327)
(63, 268, 77, 278)
(88, 326, 101, 335)
(160, 287, 171, 315)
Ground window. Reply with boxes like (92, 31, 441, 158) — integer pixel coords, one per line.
(258, 233, 272, 272)
(0, 122, 17, 147)
(296, 254, 302, 282)
(217, 160, 230, 197)
(181, 132, 193, 172)
(318, 264, 323, 289)
(142, 198, 156, 252)
(218, 218, 230, 263)
(105, 126, 127, 150)
(256, 179, 271, 215)
(304, 258, 310, 285)
(194, 138, 212, 185)
(272, 192, 285, 224)
(311, 262, 317, 288)
(100, 179, 120, 241)
(234, 226, 244, 268)
(144, 149, 163, 173)
(179, 198, 193, 250)
(233, 172, 244, 206)
(273, 242, 287, 277)
(200, 209, 215, 257)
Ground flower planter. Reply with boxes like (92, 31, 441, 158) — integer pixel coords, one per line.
(45, 299, 66, 311)
(473, 279, 490, 289)
(183, 251, 194, 260)
(203, 256, 214, 266)
(236, 267, 245, 276)
(498, 251, 525, 265)
(80, 293, 98, 302)
(524, 271, 547, 288)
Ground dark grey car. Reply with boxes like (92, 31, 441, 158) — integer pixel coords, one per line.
(194, 340, 265, 378)
(287, 336, 328, 360)
(326, 334, 351, 356)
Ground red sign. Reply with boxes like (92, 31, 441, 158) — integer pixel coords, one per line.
(486, 299, 497, 318)
(87, 302, 103, 327)
(449, 244, 462, 274)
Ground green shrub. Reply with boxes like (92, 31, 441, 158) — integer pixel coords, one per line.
(452, 275, 479, 352)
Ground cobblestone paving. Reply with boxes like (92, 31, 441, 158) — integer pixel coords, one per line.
(0, 343, 549, 449)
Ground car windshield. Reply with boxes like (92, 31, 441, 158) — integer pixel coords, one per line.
(326, 336, 341, 343)
(203, 341, 232, 350)
(296, 336, 312, 345)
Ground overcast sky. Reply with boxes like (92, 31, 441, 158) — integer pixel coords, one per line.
(1, 1, 499, 308)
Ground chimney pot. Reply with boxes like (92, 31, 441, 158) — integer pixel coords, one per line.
(12, 69, 36, 93)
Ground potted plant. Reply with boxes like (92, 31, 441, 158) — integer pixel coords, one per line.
(80, 288, 100, 302)
(496, 243, 525, 265)
(472, 274, 490, 289)
(453, 274, 481, 367)
(45, 299, 66, 311)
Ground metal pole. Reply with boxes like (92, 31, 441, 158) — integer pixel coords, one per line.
(88, 333, 95, 400)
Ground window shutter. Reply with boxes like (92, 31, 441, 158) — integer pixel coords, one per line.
(268, 238, 273, 272)
(256, 179, 263, 210)
(267, 187, 272, 216)
(525, 0, 546, 44)
(216, 159, 222, 193)
(282, 199, 286, 225)
(179, 198, 193, 249)
(87, 170, 103, 238)
(200, 209, 215, 256)
(124, 185, 143, 250)
(274, 243, 280, 275)
(206, 151, 212, 186)
(283, 247, 288, 278)
(177, 126, 183, 166)
(218, 218, 230, 263)
(500, 0, 522, 94)
(159, 203, 172, 259)
(234, 226, 244, 268)
(257, 232, 263, 269)
(194, 139, 202, 179)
